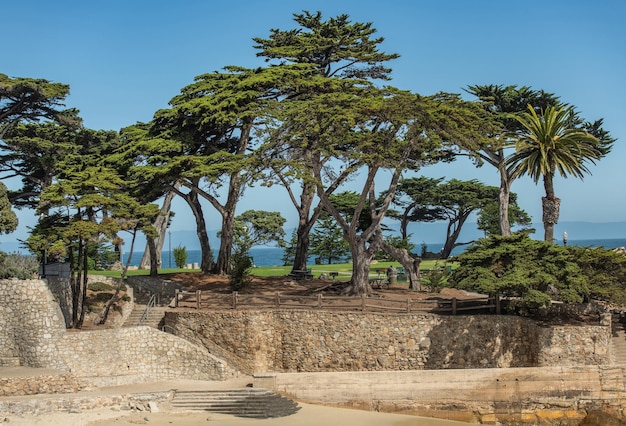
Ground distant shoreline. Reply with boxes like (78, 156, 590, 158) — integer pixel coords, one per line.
(125, 237, 626, 268)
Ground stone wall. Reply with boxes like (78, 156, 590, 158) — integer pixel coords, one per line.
(0, 279, 68, 370)
(257, 366, 626, 425)
(59, 326, 235, 386)
(0, 278, 236, 388)
(0, 374, 83, 397)
(125, 275, 183, 305)
(164, 310, 612, 374)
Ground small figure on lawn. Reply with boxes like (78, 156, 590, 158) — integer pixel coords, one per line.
(386, 265, 397, 287)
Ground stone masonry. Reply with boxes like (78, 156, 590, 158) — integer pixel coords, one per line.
(164, 309, 611, 374)
(0, 278, 237, 391)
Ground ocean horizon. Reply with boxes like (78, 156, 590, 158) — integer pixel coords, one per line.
(123, 238, 626, 268)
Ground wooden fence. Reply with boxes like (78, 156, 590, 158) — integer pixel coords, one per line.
(173, 290, 501, 315)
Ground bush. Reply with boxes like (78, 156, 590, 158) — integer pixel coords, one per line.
(568, 246, 626, 305)
(229, 250, 253, 291)
(173, 245, 188, 268)
(0, 252, 39, 279)
(88, 282, 126, 292)
(448, 233, 589, 313)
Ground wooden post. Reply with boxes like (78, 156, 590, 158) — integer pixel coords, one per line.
(232, 291, 238, 309)
(317, 293, 322, 308)
(275, 292, 280, 307)
(174, 289, 179, 308)
(452, 297, 457, 315)
(495, 293, 501, 315)
(196, 290, 201, 309)
(407, 298, 411, 313)
(361, 294, 366, 311)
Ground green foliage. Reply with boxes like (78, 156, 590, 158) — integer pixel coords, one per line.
(0, 73, 79, 138)
(0, 182, 17, 233)
(173, 245, 188, 269)
(87, 281, 127, 292)
(476, 196, 532, 236)
(279, 230, 297, 266)
(229, 249, 253, 291)
(309, 215, 350, 264)
(376, 235, 415, 261)
(448, 233, 589, 312)
(0, 252, 39, 279)
(568, 246, 626, 305)
(235, 210, 286, 248)
(92, 243, 119, 270)
(421, 267, 449, 293)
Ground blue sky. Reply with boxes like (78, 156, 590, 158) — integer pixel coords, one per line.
(3, 0, 625, 246)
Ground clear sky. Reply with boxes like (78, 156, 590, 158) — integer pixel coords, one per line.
(3, 0, 625, 246)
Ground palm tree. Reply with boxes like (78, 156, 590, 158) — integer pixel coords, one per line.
(464, 84, 560, 236)
(508, 105, 602, 242)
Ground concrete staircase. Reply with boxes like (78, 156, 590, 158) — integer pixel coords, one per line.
(611, 314, 626, 364)
(170, 388, 300, 418)
(123, 304, 166, 328)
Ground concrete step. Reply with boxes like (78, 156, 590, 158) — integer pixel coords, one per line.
(171, 388, 300, 418)
(611, 317, 626, 364)
(123, 304, 166, 328)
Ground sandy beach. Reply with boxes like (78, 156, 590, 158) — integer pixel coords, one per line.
(0, 374, 469, 426)
(2, 403, 469, 426)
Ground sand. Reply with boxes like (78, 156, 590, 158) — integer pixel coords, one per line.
(1, 402, 469, 426)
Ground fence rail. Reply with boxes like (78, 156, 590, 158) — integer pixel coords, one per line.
(173, 289, 501, 315)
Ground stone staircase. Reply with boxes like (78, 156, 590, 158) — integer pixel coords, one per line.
(611, 314, 626, 364)
(122, 304, 167, 328)
(170, 388, 300, 418)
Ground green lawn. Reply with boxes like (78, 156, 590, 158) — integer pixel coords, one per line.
(89, 259, 452, 280)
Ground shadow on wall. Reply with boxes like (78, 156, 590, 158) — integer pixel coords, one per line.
(424, 316, 541, 369)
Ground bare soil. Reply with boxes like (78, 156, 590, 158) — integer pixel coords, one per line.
(158, 272, 480, 302)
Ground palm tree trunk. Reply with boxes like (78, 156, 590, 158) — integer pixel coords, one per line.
(542, 174, 560, 242)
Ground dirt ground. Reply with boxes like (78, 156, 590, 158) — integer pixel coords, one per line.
(159, 272, 481, 302)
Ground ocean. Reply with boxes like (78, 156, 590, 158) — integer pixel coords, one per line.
(123, 238, 626, 268)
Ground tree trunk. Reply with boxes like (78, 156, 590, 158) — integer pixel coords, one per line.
(542, 196, 560, 242)
(215, 208, 236, 275)
(542, 174, 559, 242)
(291, 188, 319, 273)
(498, 168, 512, 236)
(176, 183, 214, 273)
(96, 230, 138, 325)
(292, 223, 311, 272)
(378, 237, 421, 291)
(76, 242, 89, 329)
(146, 237, 159, 276)
(441, 213, 470, 259)
(344, 242, 373, 295)
(69, 244, 79, 328)
(139, 189, 175, 269)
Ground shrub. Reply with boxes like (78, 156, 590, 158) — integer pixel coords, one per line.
(87, 282, 126, 292)
(448, 233, 589, 313)
(568, 246, 626, 305)
(0, 252, 39, 279)
(173, 245, 188, 269)
(229, 250, 253, 291)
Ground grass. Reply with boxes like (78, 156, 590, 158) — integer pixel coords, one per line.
(88, 259, 454, 279)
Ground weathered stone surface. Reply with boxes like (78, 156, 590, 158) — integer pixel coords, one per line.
(164, 310, 611, 374)
(0, 278, 236, 393)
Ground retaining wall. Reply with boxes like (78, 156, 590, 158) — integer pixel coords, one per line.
(164, 310, 612, 374)
(0, 279, 236, 389)
(254, 366, 626, 424)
